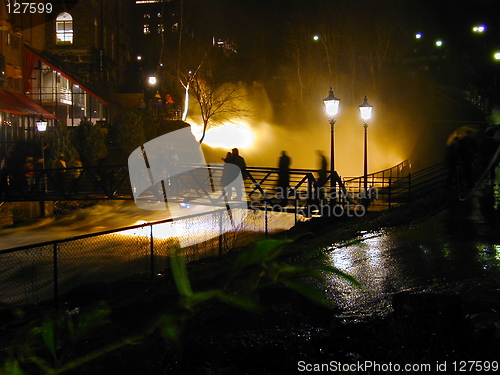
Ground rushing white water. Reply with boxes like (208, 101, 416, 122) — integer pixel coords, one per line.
(0, 201, 297, 306)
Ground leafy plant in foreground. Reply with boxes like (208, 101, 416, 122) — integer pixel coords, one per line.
(0, 238, 360, 373)
(158, 238, 361, 343)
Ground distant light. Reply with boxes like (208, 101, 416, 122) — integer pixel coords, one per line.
(313, 35, 319, 41)
(137, 55, 142, 60)
(148, 76, 157, 85)
(472, 25, 486, 33)
(415, 33, 422, 39)
(435, 40, 443, 47)
(494, 52, 500, 61)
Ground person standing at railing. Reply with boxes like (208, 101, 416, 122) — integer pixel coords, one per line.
(316, 150, 328, 204)
(221, 148, 247, 200)
(277, 151, 291, 205)
(231, 148, 247, 200)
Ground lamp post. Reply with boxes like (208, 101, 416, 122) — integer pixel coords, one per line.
(36, 117, 47, 169)
(323, 87, 340, 199)
(359, 96, 373, 191)
(36, 117, 48, 216)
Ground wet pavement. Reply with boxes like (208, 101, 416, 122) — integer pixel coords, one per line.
(321, 182, 500, 320)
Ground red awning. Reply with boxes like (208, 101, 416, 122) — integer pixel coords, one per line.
(0, 88, 57, 119)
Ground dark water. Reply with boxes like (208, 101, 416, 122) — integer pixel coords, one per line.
(321, 186, 500, 320)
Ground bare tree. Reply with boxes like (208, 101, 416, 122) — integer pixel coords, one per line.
(179, 46, 250, 144)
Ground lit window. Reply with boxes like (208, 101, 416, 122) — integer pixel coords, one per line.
(143, 24, 150, 34)
(158, 24, 164, 33)
(56, 12, 73, 44)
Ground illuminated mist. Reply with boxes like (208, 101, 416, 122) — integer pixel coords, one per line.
(189, 83, 424, 178)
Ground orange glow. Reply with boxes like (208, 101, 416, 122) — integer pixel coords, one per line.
(190, 121, 256, 149)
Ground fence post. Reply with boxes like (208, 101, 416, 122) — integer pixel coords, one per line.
(150, 224, 155, 279)
(53, 243, 59, 310)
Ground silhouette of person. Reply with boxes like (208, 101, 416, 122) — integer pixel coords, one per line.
(317, 151, 328, 188)
(230, 148, 246, 176)
(315, 150, 328, 203)
(277, 151, 291, 205)
(222, 148, 247, 200)
(445, 136, 461, 187)
(221, 151, 233, 188)
(458, 130, 476, 188)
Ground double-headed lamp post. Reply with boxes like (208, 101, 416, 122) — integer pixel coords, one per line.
(359, 96, 373, 191)
(323, 87, 340, 196)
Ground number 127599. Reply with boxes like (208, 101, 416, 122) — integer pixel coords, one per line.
(6, 1, 53, 14)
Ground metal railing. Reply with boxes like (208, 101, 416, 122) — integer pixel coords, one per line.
(0, 207, 278, 308)
(1, 160, 449, 211)
(343, 160, 448, 209)
(0, 159, 452, 308)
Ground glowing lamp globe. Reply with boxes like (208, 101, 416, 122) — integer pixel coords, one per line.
(359, 96, 373, 122)
(36, 119, 48, 132)
(323, 88, 340, 119)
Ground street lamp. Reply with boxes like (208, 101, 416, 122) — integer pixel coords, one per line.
(36, 118, 47, 132)
(323, 87, 340, 186)
(36, 117, 48, 171)
(36, 117, 48, 215)
(359, 96, 373, 191)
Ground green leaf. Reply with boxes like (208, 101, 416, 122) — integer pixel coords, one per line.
(283, 279, 329, 307)
(157, 314, 183, 344)
(0, 360, 25, 375)
(181, 290, 221, 309)
(219, 293, 261, 312)
(41, 321, 57, 362)
(237, 239, 292, 266)
(170, 252, 193, 297)
(70, 305, 111, 343)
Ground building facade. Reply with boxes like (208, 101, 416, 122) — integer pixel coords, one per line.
(1, 0, 134, 165)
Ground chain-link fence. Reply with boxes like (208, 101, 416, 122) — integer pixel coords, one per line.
(0, 207, 294, 308)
